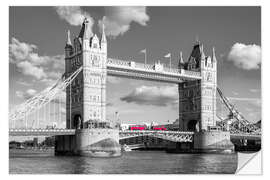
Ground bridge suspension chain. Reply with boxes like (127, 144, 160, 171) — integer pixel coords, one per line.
(9, 66, 82, 128)
(216, 87, 261, 134)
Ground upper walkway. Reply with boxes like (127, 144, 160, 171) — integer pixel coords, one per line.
(107, 58, 201, 83)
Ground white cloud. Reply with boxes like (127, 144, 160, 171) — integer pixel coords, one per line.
(107, 76, 122, 84)
(120, 85, 178, 106)
(9, 37, 64, 81)
(228, 97, 261, 107)
(99, 6, 150, 37)
(16, 79, 32, 86)
(9, 38, 37, 64)
(249, 88, 260, 93)
(227, 43, 261, 70)
(16, 89, 37, 100)
(54, 6, 94, 28)
(16, 61, 47, 80)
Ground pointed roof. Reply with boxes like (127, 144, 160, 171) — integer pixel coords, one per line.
(101, 23, 107, 43)
(65, 30, 72, 48)
(178, 51, 185, 69)
(186, 41, 207, 69)
(66, 30, 72, 45)
(179, 51, 184, 64)
(78, 18, 92, 39)
(200, 44, 206, 59)
(212, 47, 217, 62)
(78, 19, 86, 38)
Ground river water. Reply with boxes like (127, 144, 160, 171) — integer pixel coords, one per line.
(9, 150, 237, 174)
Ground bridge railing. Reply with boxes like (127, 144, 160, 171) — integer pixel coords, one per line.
(119, 130, 194, 134)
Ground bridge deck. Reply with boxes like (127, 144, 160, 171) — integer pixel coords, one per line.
(9, 129, 261, 141)
(9, 129, 75, 136)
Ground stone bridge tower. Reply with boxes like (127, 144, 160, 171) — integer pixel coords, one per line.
(178, 41, 217, 131)
(60, 18, 121, 157)
(64, 18, 107, 129)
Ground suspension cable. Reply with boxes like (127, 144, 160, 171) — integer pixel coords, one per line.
(48, 102, 52, 126)
(9, 67, 82, 123)
(59, 95, 61, 128)
(69, 82, 72, 129)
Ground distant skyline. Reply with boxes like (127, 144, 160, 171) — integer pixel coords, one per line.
(9, 6, 261, 128)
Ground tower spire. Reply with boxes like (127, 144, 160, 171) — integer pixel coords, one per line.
(178, 51, 184, 69)
(212, 47, 217, 62)
(101, 21, 107, 43)
(195, 35, 200, 45)
(180, 51, 184, 64)
(78, 17, 92, 39)
(66, 30, 72, 46)
(200, 44, 206, 59)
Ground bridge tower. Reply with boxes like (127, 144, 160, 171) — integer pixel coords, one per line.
(59, 18, 121, 157)
(65, 18, 107, 129)
(178, 41, 217, 131)
(178, 42, 233, 152)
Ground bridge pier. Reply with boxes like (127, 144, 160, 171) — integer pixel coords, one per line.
(193, 131, 234, 153)
(55, 129, 121, 157)
(165, 131, 234, 153)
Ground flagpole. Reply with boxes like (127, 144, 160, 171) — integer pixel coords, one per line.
(145, 49, 147, 65)
(170, 55, 171, 70)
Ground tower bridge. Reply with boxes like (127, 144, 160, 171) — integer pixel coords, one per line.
(9, 18, 261, 156)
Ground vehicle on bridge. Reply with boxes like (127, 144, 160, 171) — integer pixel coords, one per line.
(130, 125, 146, 130)
(152, 125, 167, 131)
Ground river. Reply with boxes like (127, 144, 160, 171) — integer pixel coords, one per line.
(9, 150, 237, 174)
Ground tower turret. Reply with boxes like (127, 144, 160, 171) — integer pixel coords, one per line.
(178, 51, 185, 69)
(79, 18, 92, 40)
(65, 30, 73, 57)
(66, 30, 72, 46)
(101, 23, 107, 52)
(80, 18, 92, 51)
(199, 44, 206, 61)
(212, 47, 217, 63)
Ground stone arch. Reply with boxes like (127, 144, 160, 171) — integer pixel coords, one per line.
(187, 120, 199, 132)
(73, 114, 82, 129)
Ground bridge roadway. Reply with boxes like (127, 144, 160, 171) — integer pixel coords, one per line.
(9, 129, 261, 141)
(107, 58, 201, 83)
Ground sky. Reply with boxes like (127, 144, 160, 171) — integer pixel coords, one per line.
(9, 6, 261, 128)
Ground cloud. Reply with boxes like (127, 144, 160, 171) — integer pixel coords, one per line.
(227, 43, 261, 70)
(120, 85, 178, 106)
(99, 6, 150, 37)
(232, 91, 239, 96)
(106, 102, 113, 107)
(228, 97, 261, 107)
(249, 88, 260, 93)
(54, 6, 94, 28)
(16, 61, 47, 80)
(107, 76, 122, 84)
(9, 37, 64, 81)
(16, 89, 37, 100)
(16, 80, 32, 86)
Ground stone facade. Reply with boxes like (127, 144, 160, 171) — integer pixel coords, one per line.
(178, 42, 217, 131)
(65, 19, 107, 129)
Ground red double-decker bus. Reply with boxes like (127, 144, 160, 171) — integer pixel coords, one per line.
(129, 125, 146, 130)
(152, 125, 167, 131)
